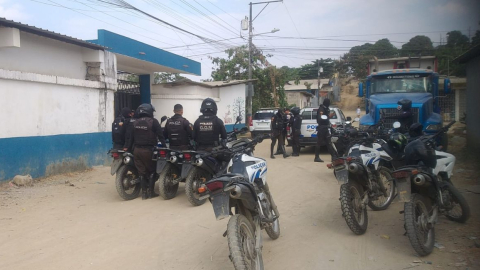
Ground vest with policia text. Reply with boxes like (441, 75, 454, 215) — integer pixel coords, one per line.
(133, 117, 156, 147)
(166, 116, 189, 146)
(197, 115, 218, 146)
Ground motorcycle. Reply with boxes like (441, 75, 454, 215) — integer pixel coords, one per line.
(153, 147, 190, 200)
(391, 121, 470, 256)
(328, 134, 396, 235)
(197, 134, 279, 270)
(109, 149, 140, 200)
(181, 126, 249, 206)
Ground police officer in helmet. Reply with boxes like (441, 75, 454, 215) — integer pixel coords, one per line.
(112, 107, 133, 150)
(270, 108, 289, 159)
(164, 104, 193, 150)
(290, 107, 302, 156)
(314, 98, 338, 162)
(193, 98, 227, 151)
(129, 103, 166, 200)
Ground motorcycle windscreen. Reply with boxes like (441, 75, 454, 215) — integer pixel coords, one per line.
(156, 160, 167, 174)
(334, 166, 348, 184)
(181, 164, 193, 179)
(396, 177, 412, 202)
(211, 193, 230, 220)
(111, 159, 123, 175)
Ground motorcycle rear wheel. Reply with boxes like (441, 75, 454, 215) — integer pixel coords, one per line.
(185, 167, 208, 206)
(227, 214, 263, 270)
(115, 166, 141, 200)
(404, 193, 435, 256)
(158, 163, 180, 200)
(368, 167, 396, 211)
(340, 182, 368, 235)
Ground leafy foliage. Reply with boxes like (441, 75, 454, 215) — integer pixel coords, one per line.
(401, 35, 434, 57)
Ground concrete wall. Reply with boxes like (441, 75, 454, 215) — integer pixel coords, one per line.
(0, 29, 116, 181)
(465, 55, 480, 151)
(151, 83, 245, 131)
(286, 92, 310, 108)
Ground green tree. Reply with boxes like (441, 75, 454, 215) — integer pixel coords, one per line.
(154, 73, 185, 83)
(401, 35, 434, 56)
(435, 31, 470, 76)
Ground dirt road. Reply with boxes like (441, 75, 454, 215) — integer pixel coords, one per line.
(1, 143, 479, 270)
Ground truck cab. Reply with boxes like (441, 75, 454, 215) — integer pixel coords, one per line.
(358, 69, 450, 146)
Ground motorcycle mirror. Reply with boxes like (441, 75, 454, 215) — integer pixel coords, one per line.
(393, 121, 401, 129)
(236, 116, 242, 123)
(161, 116, 168, 123)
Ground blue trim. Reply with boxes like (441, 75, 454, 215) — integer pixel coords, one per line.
(88, 30, 201, 76)
(0, 132, 111, 181)
(139, 74, 151, 103)
(225, 124, 245, 132)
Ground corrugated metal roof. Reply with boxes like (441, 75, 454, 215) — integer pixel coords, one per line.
(284, 79, 329, 91)
(0, 17, 106, 50)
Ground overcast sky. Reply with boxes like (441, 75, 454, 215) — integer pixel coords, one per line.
(1, 0, 479, 81)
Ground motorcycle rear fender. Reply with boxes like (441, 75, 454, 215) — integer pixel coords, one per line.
(396, 177, 412, 202)
(156, 160, 167, 174)
(111, 159, 123, 175)
(211, 192, 230, 220)
(181, 163, 193, 179)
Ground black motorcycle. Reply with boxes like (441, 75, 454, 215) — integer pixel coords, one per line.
(154, 148, 192, 200)
(109, 149, 140, 200)
(391, 121, 470, 256)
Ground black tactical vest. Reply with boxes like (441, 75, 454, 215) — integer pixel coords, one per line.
(272, 114, 284, 130)
(317, 105, 330, 126)
(133, 117, 156, 147)
(197, 115, 218, 146)
(166, 116, 189, 146)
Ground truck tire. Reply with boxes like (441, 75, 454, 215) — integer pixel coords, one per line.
(115, 165, 141, 200)
(158, 163, 180, 200)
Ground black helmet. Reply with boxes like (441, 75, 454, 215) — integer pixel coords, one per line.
(387, 133, 408, 153)
(200, 98, 218, 115)
(322, 98, 331, 107)
(290, 107, 300, 116)
(397, 99, 412, 111)
(409, 123, 423, 138)
(137, 103, 155, 117)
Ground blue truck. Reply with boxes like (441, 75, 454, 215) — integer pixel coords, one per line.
(358, 69, 451, 148)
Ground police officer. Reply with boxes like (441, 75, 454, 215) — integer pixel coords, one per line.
(270, 108, 289, 159)
(112, 107, 133, 149)
(290, 107, 302, 156)
(164, 104, 193, 151)
(129, 103, 166, 200)
(314, 98, 338, 162)
(193, 98, 227, 151)
(274, 107, 292, 155)
(385, 99, 413, 133)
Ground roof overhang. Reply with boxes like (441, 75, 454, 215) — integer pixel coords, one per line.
(156, 79, 256, 88)
(88, 30, 201, 76)
(455, 45, 480, 64)
(368, 56, 436, 63)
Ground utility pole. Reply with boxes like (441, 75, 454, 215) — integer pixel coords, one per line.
(271, 66, 278, 107)
(246, 0, 283, 127)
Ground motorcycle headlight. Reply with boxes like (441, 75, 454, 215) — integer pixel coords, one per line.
(123, 156, 131, 164)
(425, 124, 441, 131)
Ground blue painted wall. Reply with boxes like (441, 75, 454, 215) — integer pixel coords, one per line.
(0, 132, 111, 181)
(88, 30, 201, 76)
(139, 74, 151, 104)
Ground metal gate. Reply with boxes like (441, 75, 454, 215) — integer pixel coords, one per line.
(115, 79, 141, 116)
(438, 88, 455, 122)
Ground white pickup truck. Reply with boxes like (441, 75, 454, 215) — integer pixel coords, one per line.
(287, 106, 350, 147)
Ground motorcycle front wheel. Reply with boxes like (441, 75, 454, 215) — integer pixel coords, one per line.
(158, 163, 180, 200)
(340, 182, 368, 235)
(404, 193, 435, 256)
(227, 214, 264, 270)
(368, 167, 396, 211)
(115, 165, 141, 200)
(442, 182, 470, 223)
(185, 167, 208, 206)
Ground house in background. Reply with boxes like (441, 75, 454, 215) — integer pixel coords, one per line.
(152, 79, 251, 131)
(368, 56, 437, 74)
(283, 79, 329, 108)
(455, 44, 480, 151)
(0, 18, 200, 181)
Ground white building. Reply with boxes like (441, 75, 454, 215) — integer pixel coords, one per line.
(368, 56, 437, 74)
(151, 79, 250, 131)
(0, 18, 200, 181)
(283, 79, 330, 108)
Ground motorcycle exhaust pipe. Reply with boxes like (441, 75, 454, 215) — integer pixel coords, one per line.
(169, 156, 177, 163)
(194, 158, 204, 166)
(348, 163, 363, 174)
(413, 174, 426, 186)
(230, 186, 242, 199)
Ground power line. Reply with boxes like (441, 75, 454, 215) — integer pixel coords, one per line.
(206, 0, 241, 22)
(193, 0, 238, 33)
(282, 2, 308, 48)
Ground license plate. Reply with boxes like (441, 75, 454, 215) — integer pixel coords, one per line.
(211, 193, 230, 220)
(396, 178, 411, 202)
(334, 166, 348, 184)
(111, 159, 122, 175)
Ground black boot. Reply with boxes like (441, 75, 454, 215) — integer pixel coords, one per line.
(270, 143, 276, 159)
(314, 146, 323, 162)
(148, 175, 158, 199)
(327, 143, 339, 162)
(140, 176, 148, 200)
(282, 145, 290, 158)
